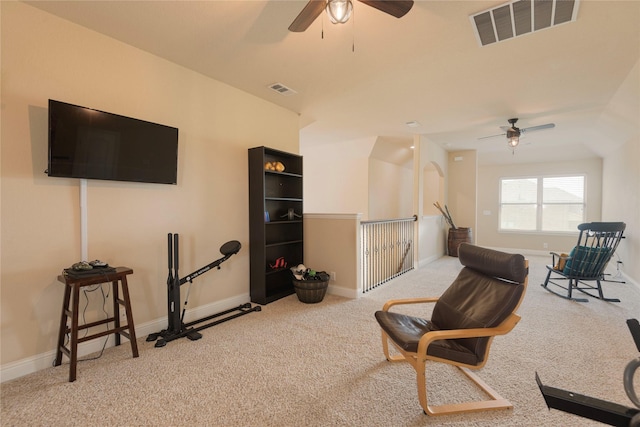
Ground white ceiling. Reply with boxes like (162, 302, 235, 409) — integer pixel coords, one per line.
(26, 0, 640, 165)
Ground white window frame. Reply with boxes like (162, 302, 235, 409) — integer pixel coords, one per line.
(499, 174, 586, 233)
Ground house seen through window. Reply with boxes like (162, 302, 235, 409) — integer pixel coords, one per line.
(499, 176, 585, 232)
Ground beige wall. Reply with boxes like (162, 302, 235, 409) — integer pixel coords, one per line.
(600, 60, 640, 286)
(1, 2, 299, 372)
(423, 166, 443, 215)
(368, 158, 412, 220)
(476, 158, 603, 253)
(302, 135, 447, 272)
(602, 138, 639, 283)
(447, 150, 477, 232)
(418, 137, 449, 260)
(301, 136, 414, 221)
(301, 137, 374, 218)
(303, 214, 360, 298)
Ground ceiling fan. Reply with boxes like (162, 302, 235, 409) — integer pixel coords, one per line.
(288, 0, 414, 32)
(479, 118, 555, 152)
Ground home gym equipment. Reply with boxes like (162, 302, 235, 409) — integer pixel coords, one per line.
(537, 318, 640, 426)
(146, 233, 260, 347)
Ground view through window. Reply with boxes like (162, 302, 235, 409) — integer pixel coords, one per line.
(500, 175, 585, 232)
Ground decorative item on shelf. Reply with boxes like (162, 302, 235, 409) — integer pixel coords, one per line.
(290, 265, 329, 303)
(281, 207, 302, 221)
(433, 202, 472, 257)
(264, 161, 285, 172)
(269, 256, 287, 270)
(264, 211, 270, 222)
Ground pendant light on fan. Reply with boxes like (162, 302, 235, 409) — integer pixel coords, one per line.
(506, 125, 521, 152)
(288, 1, 413, 33)
(327, 0, 353, 24)
(478, 117, 556, 155)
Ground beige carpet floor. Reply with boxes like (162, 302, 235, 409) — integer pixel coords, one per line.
(2, 253, 639, 426)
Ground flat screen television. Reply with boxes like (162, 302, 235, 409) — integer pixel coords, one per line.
(47, 99, 178, 185)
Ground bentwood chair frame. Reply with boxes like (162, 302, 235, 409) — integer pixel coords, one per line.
(375, 243, 528, 416)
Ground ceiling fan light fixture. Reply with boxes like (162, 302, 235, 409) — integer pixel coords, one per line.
(506, 124, 520, 149)
(327, 0, 353, 24)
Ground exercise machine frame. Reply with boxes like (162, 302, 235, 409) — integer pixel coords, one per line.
(537, 319, 640, 426)
(147, 233, 260, 347)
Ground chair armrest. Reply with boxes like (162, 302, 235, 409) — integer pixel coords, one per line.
(382, 297, 439, 311)
(416, 313, 521, 356)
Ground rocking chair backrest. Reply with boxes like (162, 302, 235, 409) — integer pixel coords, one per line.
(431, 243, 527, 364)
(562, 222, 625, 279)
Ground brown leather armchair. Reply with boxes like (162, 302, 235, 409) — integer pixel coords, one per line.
(375, 243, 528, 415)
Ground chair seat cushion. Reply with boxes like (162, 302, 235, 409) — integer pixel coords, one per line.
(375, 311, 480, 366)
(563, 245, 611, 276)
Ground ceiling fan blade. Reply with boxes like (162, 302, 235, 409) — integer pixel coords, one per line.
(521, 123, 555, 133)
(481, 119, 554, 140)
(478, 133, 506, 140)
(358, 0, 414, 18)
(288, 0, 326, 32)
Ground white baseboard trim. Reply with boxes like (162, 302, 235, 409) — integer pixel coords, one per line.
(1, 293, 252, 383)
(327, 256, 443, 300)
(327, 284, 359, 299)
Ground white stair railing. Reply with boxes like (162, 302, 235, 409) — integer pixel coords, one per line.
(360, 216, 416, 293)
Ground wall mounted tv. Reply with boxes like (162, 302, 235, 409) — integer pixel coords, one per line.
(47, 99, 178, 185)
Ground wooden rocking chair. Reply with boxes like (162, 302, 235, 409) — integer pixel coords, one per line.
(541, 222, 625, 302)
(375, 243, 528, 415)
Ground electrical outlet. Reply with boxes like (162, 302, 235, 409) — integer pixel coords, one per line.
(120, 310, 127, 320)
(543, 243, 548, 249)
(330, 271, 336, 282)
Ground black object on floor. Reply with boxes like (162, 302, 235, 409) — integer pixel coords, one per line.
(146, 233, 260, 347)
(536, 318, 640, 426)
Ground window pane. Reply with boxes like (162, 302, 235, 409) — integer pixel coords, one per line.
(542, 204, 584, 231)
(543, 176, 584, 203)
(500, 204, 537, 230)
(501, 178, 537, 203)
(500, 175, 585, 232)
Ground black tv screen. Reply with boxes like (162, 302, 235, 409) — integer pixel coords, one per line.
(47, 99, 178, 184)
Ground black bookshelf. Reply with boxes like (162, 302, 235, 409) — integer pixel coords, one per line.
(248, 147, 303, 304)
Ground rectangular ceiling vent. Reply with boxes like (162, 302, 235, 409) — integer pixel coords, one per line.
(268, 83, 297, 96)
(470, 0, 579, 47)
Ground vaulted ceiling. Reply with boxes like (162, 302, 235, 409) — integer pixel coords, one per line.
(26, 0, 640, 165)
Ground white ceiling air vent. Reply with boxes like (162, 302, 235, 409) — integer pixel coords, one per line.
(268, 83, 297, 96)
(470, 0, 579, 47)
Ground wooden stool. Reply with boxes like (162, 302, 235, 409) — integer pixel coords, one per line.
(54, 267, 139, 382)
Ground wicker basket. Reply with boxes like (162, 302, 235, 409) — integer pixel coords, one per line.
(292, 279, 328, 304)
